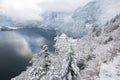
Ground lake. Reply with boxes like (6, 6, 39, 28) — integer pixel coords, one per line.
(0, 28, 56, 80)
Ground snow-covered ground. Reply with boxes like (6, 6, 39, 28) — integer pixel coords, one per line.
(12, 10, 120, 80)
(0, 0, 118, 80)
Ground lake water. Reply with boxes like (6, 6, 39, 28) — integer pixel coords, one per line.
(0, 28, 56, 80)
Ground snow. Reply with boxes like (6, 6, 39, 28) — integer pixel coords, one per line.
(98, 0, 120, 25)
(12, 14, 120, 80)
(37, 0, 120, 38)
(11, 0, 120, 80)
(100, 56, 120, 80)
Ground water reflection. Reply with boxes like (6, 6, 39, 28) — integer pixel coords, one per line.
(0, 31, 32, 80)
(0, 28, 57, 80)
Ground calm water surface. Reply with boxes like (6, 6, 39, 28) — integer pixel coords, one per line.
(0, 28, 56, 80)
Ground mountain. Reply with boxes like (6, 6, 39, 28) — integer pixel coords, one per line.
(39, 1, 100, 38)
(0, 15, 13, 26)
(39, 0, 120, 38)
(1, 0, 120, 39)
(12, 13, 120, 80)
(11, 0, 120, 80)
(58, 1, 100, 38)
(39, 11, 72, 29)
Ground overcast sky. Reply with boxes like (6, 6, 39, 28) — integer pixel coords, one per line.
(0, 0, 92, 21)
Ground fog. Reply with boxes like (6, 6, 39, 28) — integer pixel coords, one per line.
(0, 0, 92, 21)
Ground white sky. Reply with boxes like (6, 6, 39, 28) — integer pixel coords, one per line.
(0, 0, 92, 21)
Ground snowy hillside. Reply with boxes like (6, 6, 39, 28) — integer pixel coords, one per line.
(38, 0, 120, 38)
(40, 12, 71, 28)
(12, 0, 120, 80)
(39, 1, 99, 38)
(0, 15, 13, 25)
(12, 11, 120, 80)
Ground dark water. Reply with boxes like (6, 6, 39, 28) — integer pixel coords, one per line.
(16, 28, 57, 52)
(0, 28, 56, 80)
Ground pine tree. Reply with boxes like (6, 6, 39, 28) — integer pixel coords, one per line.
(60, 45, 81, 80)
(30, 45, 51, 80)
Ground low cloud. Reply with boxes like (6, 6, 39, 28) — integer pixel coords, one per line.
(0, 0, 92, 21)
(0, 0, 42, 21)
(39, 0, 92, 12)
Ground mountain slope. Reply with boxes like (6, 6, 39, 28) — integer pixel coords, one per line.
(12, 13, 120, 80)
(39, 0, 120, 38)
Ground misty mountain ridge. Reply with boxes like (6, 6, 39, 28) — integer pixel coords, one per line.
(1, 0, 120, 39)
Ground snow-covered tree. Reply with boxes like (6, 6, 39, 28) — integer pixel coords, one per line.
(12, 11, 120, 80)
